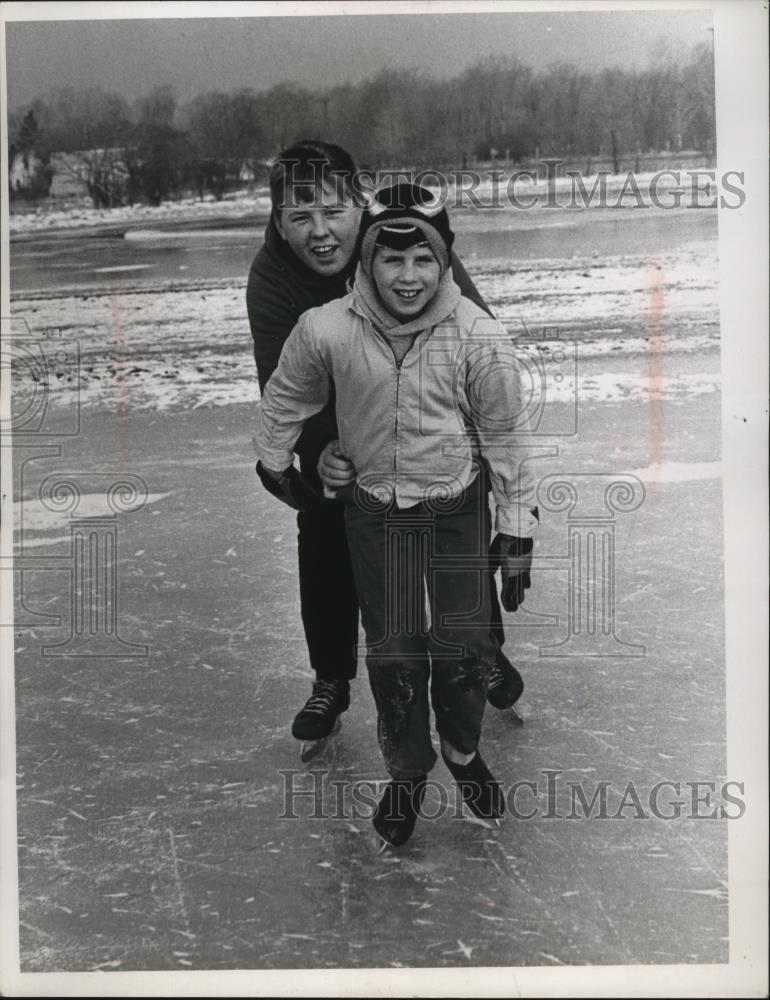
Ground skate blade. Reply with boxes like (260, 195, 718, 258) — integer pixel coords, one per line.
(461, 802, 502, 830)
(299, 717, 342, 763)
(374, 829, 410, 853)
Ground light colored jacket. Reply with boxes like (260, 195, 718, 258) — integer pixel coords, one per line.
(256, 276, 539, 536)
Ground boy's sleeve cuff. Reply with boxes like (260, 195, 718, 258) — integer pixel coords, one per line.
(254, 441, 294, 473)
(495, 505, 539, 537)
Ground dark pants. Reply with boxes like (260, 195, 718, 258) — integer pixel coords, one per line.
(296, 457, 359, 682)
(294, 450, 504, 687)
(344, 476, 497, 779)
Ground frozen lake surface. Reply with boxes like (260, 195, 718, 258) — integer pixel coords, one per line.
(10, 203, 716, 293)
(8, 202, 728, 973)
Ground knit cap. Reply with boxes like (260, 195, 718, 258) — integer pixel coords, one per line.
(360, 183, 454, 276)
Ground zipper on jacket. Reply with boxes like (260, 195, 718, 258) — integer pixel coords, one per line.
(366, 317, 420, 486)
(366, 318, 405, 481)
(393, 362, 402, 478)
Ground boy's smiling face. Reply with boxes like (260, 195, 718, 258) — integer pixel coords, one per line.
(371, 243, 441, 321)
(276, 182, 362, 276)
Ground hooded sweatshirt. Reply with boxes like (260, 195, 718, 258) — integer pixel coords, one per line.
(255, 266, 539, 537)
(245, 215, 491, 471)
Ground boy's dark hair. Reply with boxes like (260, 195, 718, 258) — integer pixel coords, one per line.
(269, 140, 359, 210)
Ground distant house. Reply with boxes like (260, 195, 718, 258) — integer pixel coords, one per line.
(48, 154, 88, 197)
(49, 152, 95, 198)
(238, 158, 272, 186)
(49, 149, 131, 205)
(238, 160, 256, 184)
(9, 151, 45, 192)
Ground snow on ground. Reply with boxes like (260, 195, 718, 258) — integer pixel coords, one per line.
(486, 248, 719, 329)
(9, 188, 274, 236)
(8, 170, 712, 236)
(9, 235, 720, 414)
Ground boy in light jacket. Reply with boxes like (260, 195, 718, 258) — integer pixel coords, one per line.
(256, 183, 538, 846)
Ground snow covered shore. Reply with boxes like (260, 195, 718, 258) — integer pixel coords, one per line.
(9, 246, 720, 415)
(8, 187, 721, 423)
(8, 169, 718, 237)
(8, 189, 274, 237)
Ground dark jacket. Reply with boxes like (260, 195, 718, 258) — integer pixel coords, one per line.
(246, 216, 490, 468)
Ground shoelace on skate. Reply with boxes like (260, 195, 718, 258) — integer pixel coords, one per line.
(488, 662, 505, 690)
(302, 681, 339, 715)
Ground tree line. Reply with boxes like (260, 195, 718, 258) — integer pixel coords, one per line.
(8, 42, 715, 208)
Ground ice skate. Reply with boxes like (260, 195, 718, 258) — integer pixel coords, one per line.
(487, 650, 524, 724)
(292, 679, 349, 763)
(459, 803, 502, 830)
(299, 715, 342, 763)
(372, 776, 427, 848)
(443, 751, 505, 829)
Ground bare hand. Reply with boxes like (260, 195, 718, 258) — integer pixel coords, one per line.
(318, 440, 356, 494)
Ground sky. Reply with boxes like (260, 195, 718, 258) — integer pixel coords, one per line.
(3, 4, 715, 110)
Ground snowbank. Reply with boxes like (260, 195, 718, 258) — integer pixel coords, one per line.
(9, 170, 719, 237)
(9, 189, 273, 236)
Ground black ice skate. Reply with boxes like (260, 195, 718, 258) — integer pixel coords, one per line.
(487, 649, 524, 724)
(443, 751, 505, 830)
(292, 679, 350, 762)
(372, 776, 428, 849)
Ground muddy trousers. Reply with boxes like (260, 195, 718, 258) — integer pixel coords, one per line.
(344, 478, 498, 779)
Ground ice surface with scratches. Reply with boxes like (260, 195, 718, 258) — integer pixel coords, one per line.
(628, 461, 722, 483)
(9, 196, 729, 973)
(12, 492, 171, 548)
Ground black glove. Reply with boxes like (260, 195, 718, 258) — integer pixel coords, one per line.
(490, 532, 534, 612)
(256, 461, 325, 512)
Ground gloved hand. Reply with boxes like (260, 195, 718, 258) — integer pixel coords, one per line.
(256, 461, 325, 511)
(490, 533, 534, 612)
(317, 440, 356, 499)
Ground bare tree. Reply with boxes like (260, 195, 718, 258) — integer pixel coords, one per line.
(131, 85, 188, 205)
(183, 90, 265, 199)
(35, 88, 134, 207)
(8, 41, 718, 202)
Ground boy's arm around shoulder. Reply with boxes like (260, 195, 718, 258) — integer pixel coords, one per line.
(254, 311, 332, 474)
